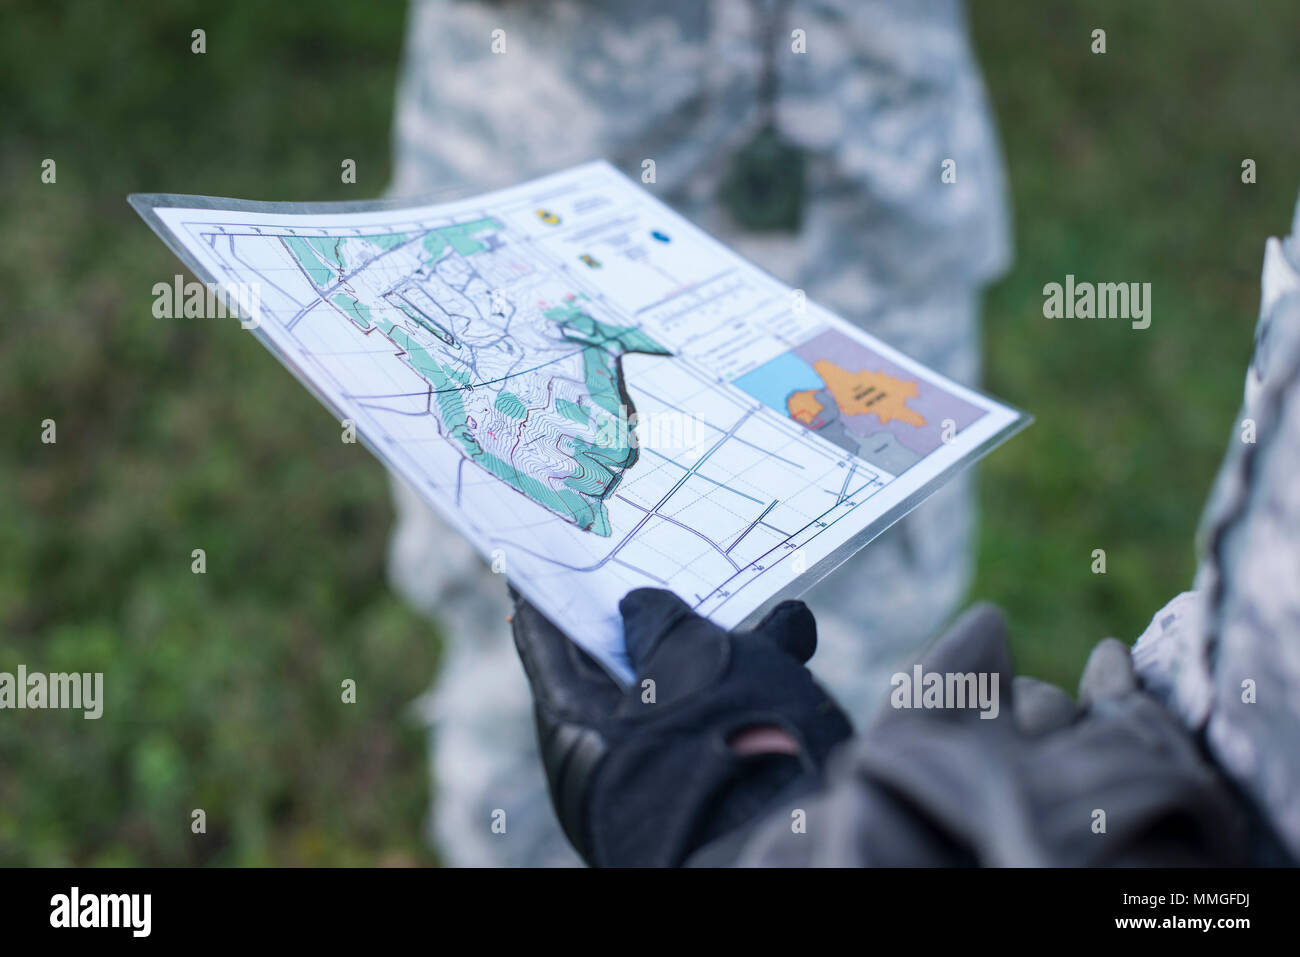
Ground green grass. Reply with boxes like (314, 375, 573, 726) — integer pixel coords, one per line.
(2, 0, 1298, 864)
(0, 0, 438, 866)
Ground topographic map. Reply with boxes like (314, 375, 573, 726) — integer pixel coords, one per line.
(133, 162, 1026, 681)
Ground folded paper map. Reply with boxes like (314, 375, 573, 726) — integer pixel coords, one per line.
(131, 161, 1028, 682)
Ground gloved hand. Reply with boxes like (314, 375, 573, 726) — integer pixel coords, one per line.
(509, 586, 853, 867)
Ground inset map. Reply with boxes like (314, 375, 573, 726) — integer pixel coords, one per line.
(733, 328, 987, 474)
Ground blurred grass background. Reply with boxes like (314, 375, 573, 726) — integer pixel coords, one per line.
(0, 0, 1297, 865)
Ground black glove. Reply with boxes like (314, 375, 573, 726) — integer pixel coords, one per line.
(509, 586, 853, 867)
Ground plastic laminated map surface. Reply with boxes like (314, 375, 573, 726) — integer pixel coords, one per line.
(131, 161, 1029, 682)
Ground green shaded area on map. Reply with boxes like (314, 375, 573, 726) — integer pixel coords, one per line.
(393, 302, 457, 347)
(436, 217, 501, 256)
(541, 296, 672, 532)
(282, 220, 500, 290)
(331, 292, 372, 330)
(494, 391, 528, 420)
(371, 233, 410, 251)
(556, 398, 589, 426)
(284, 228, 669, 536)
(545, 298, 670, 416)
(417, 217, 502, 267)
(309, 237, 346, 268)
(283, 236, 334, 286)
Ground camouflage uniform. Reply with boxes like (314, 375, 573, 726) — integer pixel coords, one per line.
(386, 0, 1011, 866)
(1132, 191, 1300, 862)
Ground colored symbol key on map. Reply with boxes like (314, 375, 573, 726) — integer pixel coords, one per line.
(536, 209, 561, 225)
(580, 254, 601, 268)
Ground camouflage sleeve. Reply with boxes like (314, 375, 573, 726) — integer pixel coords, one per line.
(1132, 189, 1300, 861)
(1190, 192, 1300, 860)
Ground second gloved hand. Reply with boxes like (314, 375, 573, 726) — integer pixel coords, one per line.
(510, 586, 853, 867)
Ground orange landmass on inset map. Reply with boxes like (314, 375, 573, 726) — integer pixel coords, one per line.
(787, 389, 825, 425)
(786, 360, 927, 428)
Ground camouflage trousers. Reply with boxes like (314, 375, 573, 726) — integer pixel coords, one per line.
(384, 0, 1010, 866)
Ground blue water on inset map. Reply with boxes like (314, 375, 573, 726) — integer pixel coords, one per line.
(732, 351, 825, 415)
